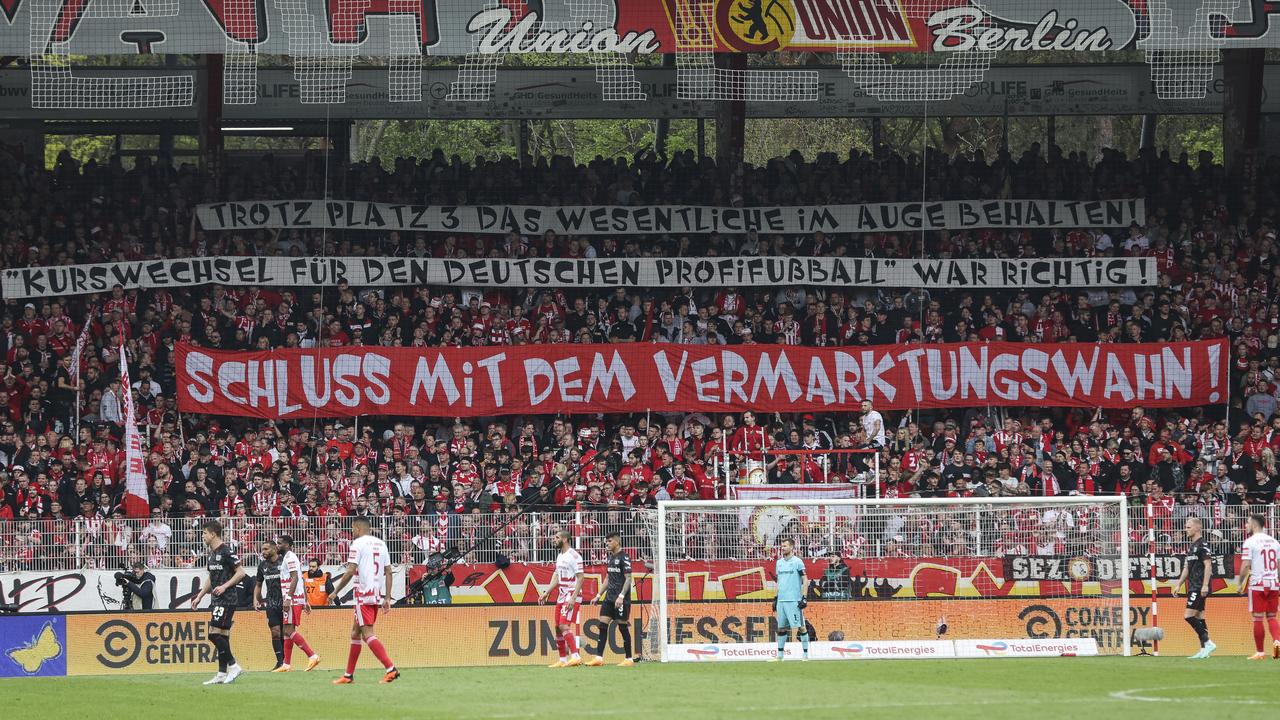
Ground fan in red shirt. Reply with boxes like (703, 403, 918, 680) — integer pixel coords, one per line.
(618, 450, 653, 488)
(686, 458, 719, 500)
(1243, 427, 1270, 460)
(1147, 432, 1194, 466)
(664, 464, 698, 498)
(730, 412, 769, 462)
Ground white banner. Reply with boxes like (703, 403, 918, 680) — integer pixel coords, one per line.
(731, 485, 865, 546)
(118, 340, 149, 517)
(952, 638, 1099, 658)
(665, 640, 957, 661)
(2, 256, 1156, 299)
(197, 199, 1144, 235)
(0, 568, 405, 613)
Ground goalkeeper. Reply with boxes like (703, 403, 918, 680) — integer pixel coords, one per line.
(772, 538, 809, 661)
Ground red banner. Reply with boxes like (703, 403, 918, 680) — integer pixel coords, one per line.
(413, 556, 1203, 604)
(610, 0, 1151, 55)
(175, 340, 1227, 419)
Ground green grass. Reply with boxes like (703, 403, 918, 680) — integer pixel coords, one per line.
(3, 658, 1279, 720)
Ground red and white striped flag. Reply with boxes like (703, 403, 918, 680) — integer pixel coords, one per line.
(117, 335, 149, 518)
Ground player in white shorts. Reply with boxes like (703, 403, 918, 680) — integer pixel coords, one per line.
(540, 529, 584, 668)
(330, 517, 399, 683)
(1234, 513, 1280, 660)
(274, 534, 320, 672)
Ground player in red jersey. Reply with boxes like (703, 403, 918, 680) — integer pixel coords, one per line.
(329, 517, 399, 683)
(1235, 513, 1280, 660)
(540, 529, 584, 668)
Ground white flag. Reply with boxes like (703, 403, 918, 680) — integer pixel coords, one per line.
(118, 339, 149, 517)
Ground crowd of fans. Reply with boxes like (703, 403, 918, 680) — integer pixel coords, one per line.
(0, 142, 1278, 570)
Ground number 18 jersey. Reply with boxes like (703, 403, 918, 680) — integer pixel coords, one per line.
(1243, 532, 1280, 590)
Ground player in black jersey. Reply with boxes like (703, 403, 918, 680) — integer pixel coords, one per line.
(254, 541, 288, 670)
(1173, 516, 1217, 659)
(587, 532, 635, 667)
(191, 520, 247, 684)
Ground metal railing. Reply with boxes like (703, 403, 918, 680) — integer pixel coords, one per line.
(0, 501, 1268, 573)
(0, 508, 658, 572)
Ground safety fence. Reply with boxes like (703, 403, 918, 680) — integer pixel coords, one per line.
(0, 501, 1268, 572)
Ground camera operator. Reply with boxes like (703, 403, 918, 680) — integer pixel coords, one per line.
(817, 554, 852, 599)
(115, 562, 156, 610)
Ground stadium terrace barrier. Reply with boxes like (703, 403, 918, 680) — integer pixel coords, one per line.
(1, 504, 1270, 574)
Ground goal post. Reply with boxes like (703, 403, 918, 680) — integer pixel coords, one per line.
(655, 496, 1130, 662)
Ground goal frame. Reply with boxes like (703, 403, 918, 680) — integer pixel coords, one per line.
(654, 495, 1131, 661)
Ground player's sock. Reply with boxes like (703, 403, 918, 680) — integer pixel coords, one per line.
(223, 636, 237, 667)
(618, 624, 633, 659)
(556, 633, 567, 661)
(365, 635, 395, 670)
(565, 631, 580, 659)
(1196, 618, 1211, 646)
(594, 629, 608, 660)
(283, 635, 293, 665)
(776, 633, 786, 656)
(211, 635, 228, 672)
(799, 632, 810, 656)
(1267, 617, 1280, 642)
(291, 632, 315, 659)
(1185, 617, 1205, 647)
(346, 640, 362, 676)
(1254, 619, 1266, 652)
(271, 635, 285, 666)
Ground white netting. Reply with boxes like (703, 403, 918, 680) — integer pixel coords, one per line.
(272, 0, 369, 104)
(839, 0, 993, 103)
(1140, 0, 1240, 100)
(388, 0, 424, 103)
(222, 0, 258, 105)
(656, 498, 1130, 661)
(28, 0, 194, 109)
(449, 0, 646, 102)
(671, 0, 817, 101)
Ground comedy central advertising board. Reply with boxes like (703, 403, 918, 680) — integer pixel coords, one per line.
(9, 596, 1259, 676)
(62, 607, 643, 675)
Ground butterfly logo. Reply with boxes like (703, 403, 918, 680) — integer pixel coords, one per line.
(7, 621, 63, 674)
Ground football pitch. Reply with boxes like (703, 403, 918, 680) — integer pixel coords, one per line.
(3, 658, 1279, 719)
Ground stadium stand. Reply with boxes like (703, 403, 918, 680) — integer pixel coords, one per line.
(0, 141, 1273, 575)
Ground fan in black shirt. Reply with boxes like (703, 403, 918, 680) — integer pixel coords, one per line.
(1173, 516, 1216, 658)
(588, 532, 636, 666)
(254, 540, 288, 670)
(191, 520, 247, 684)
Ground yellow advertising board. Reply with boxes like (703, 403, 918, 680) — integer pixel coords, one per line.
(59, 596, 1262, 675)
(65, 606, 642, 675)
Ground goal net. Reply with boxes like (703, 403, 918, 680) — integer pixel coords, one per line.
(654, 496, 1130, 662)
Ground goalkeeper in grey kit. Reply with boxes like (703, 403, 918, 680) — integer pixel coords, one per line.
(773, 538, 809, 661)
